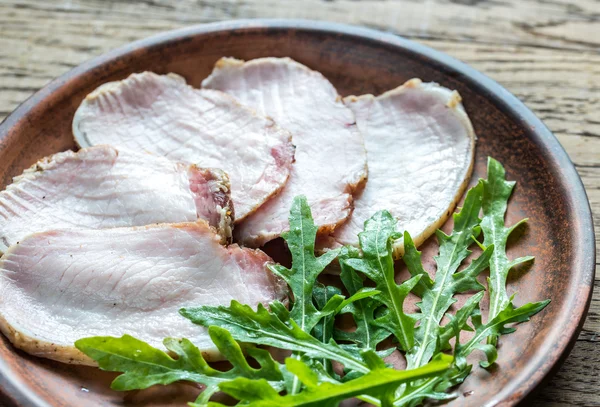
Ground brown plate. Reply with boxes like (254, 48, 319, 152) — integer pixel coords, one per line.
(0, 20, 595, 407)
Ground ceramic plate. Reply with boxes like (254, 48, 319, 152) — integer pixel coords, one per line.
(0, 20, 594, 407)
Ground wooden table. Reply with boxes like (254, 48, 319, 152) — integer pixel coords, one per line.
(0, 1, 598, 405)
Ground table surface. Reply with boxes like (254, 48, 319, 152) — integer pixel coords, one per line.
(0, 0, 598, 405)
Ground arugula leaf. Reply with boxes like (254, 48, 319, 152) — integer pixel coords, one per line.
(340, 210, 423, 352)
(400, 236, 434, 298)
(267, 195, 340, 334)
(76, 335, 212, 391)
(312, 283, 342, 344)
(269, 299, 290, 322)
(335, 246, 391, 352)
(268, 195, 344, 393)
(437, 291, 484, 351)
(391, 376, 460, 407)
(390, 297, 550, 407)
(75, 326, 283, 398)
(335, 287, 381, 315)
(312, 282, 343, 376)
(481, 157, 534, 344)
(180, 301, 370, 374)
(456, 296, 550, 368)
(404, 182, 492, 369)
(205, 354, 453, 407)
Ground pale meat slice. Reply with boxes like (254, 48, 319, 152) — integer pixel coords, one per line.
(0, 146, 233, 253)
(0, 222, 286, 365)
(202, 57, 367, 247)
(321, 79, 475, 258)
(72, 72, 295, 221)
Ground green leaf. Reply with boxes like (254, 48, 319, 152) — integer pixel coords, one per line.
(218, 354, 454, 407)
(457, 297, 550, 368)
(75, 326, 283, 394)
(335, 246, 391, 352)
(384, 295, 485, 406)
(269, 300, 290, 322)
(438, 291, 484, 351)
(405, 181, 491, 369)
(388, 299, 549, 407)
(391, 376, 459, 407)
(312, 283, 343, 343)
(312, 283, 343, 376)
(181, 301, 370, 374)
(75, 335, 212, 391)
(481, 157, 534, 344)
(221, 379, 281, 403)
(340, 210, 422, 352)
(362, 364, 473, 407)
(335, 288, 381, 314)
(268, 195, 340, 334)
(402, 236, 434, 298)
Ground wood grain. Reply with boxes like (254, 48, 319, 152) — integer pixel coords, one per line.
(0, 0, 598, 405)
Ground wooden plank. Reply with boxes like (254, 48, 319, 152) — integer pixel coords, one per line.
(532, 338, 600, 406)
(2, 0, 600, 51)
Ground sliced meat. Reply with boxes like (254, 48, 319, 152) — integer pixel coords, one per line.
(0, 222, 286, 365)
(320, 79, 475, 257)
(72, 72, 295, 221)
(0, 146, 233, 253)
(202, 57, 367, 247)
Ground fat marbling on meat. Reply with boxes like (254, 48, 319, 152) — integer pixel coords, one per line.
(72, 72, 295, 221)
(320, 79, 475, 257)
(0, 145, 233, 253)
(0, 221, 286, 365)
(202, 57, 367, 247)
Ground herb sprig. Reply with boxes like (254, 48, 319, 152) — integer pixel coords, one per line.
(76, 159, 549, 406)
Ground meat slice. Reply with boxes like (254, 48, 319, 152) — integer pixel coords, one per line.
(72, 72, 295, 221)
(321, 79, 475, 257)
(0, 146, 233, 253)
(0, 222, 286, 365)
(202, 57, 367, 247)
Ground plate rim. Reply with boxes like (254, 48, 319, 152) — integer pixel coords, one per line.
(0, 18, 595, 407)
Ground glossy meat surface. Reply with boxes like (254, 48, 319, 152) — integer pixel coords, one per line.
(0, 222, 286, 364)
(73, 72, 294, 221)
(203, 58, 367, 246)
(322, 79, 475, 257)
(0, 146, 233, 253)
